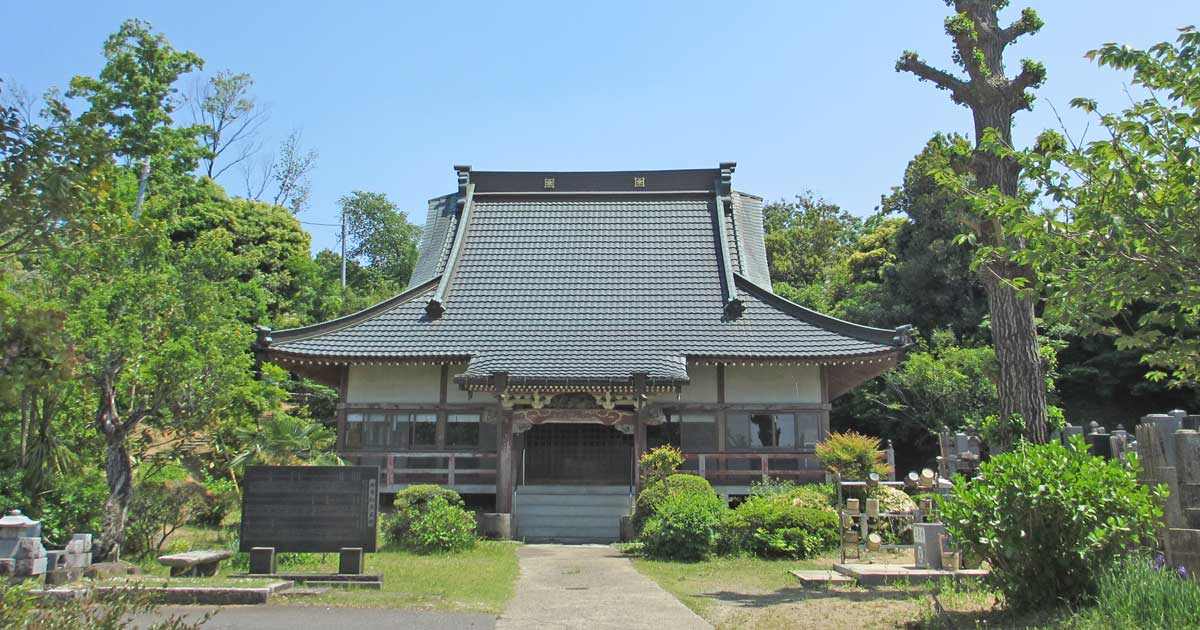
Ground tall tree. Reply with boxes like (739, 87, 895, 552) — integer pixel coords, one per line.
(67, 19, 205, 217)
(339, 190, 422, 285)
(896, 1, 1050, 444)
(988, 27, 1200, 386)
(243, 129, 317, 214)
(764, 192, 862, 288)
(191, 70, 268, 181)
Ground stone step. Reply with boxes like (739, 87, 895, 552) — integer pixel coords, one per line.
(516, 485, 632, 495)
(521, 536, 615, 544)
(516, 525, 619, 540)
(302, 580, 382, 590)
(513, 504, 630, 518)
(515, 497, 632, 510)
(518, 514, 624, 528)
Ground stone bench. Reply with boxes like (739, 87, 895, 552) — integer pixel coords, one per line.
(157, 550, 233, 577)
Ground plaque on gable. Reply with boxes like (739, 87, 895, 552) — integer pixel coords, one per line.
(239, 466, 378, 553)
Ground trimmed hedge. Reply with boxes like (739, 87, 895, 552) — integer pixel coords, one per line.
(719, 495, 839, 559)
(384, 484, 476, 552)
(641, 491, 725, 561)
(632, 474, 717, 534)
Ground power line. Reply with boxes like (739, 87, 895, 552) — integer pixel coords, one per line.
(297, 220, 342, 228)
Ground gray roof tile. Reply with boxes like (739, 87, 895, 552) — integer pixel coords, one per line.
(269, 186, 904, 383)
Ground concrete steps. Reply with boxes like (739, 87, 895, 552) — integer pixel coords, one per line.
(514, 485, 632, 543)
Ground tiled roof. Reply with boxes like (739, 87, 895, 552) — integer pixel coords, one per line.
(267, 170, 907, 385)
(409, 193, 457, 286)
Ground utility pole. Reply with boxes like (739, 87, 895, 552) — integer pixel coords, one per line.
(340, 204, 347, 288)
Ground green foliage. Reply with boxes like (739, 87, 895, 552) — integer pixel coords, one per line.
(0, 579, 208, 629)
(340, 190, 422, 285)
(1080, 553, 1200, 630)
(384, 485, 467, 547)
(67, 18, 207, 172)
(719, 495, 838, 559)
(640, 491, 725, 561)
(404, 495, 477, 554)
(192, 472, 238, 528)
(939, 437, 1164, 611)
(763, 192, 862, 288)
(815, 431, 890, 480)
(638, 444, 683, 487)
(633, 473, 716, 535)
(124, 480, 207, 558)
(978, 27, 1200, 385)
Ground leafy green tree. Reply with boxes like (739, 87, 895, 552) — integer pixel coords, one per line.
(876, 134, 989, 341)
(764, 192, 862, 289)
(897, 1, 1051, 445)
(340, 190, 422, 284)
(984, 27, 1200, 386)
(67, 19, 206, 214)
(190, 70, 268, 181)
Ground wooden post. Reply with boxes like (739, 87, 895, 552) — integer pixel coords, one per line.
(633, 417, 647, 492)
(496, 412, 514, 513)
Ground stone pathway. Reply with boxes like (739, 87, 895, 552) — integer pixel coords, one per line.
(496, 544, 711, 630)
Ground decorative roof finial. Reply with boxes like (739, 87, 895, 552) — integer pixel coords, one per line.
(718, 161, 736, 214)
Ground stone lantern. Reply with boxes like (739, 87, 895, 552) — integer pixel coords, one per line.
(0, 510, 47, 578)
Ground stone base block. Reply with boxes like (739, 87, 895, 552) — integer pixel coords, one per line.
(338, 548, 363, 575)
(44, 567, 84, 586)
(478, 513, 512, 540)
(619, 516, 635, 542)
(249, 547, 276, 575)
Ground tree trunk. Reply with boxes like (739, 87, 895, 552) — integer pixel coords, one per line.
(981, 262, 1048, 446)
(96, 431, 133, 562)
(971, 105, 1049, 446)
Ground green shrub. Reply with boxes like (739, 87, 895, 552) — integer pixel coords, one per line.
(641, 491, 725, 561)
(192, 473, 238, 528)
(816, 430, 889, 480)
(782, 486, 836, 512)
(124, 480, 207, 558)
(405, 495, 477, 553)
(720, 495, 839, 559)
(633, 473, 716, 534)
(639, 445, 683, 487)
(1079, 553, 1200, 629)
(866, 485, 917, 544)
(384, 484, 465, 545)
(939, 436, 1163, 611)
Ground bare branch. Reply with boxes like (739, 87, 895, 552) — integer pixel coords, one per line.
(896, 53, 973, 106)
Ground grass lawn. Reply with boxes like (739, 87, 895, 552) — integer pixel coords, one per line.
(283, 540, 520, 613)
(127, 526, 520, 614)
(630, 550, 1083, 630)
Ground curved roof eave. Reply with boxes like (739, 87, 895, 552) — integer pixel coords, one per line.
(734, 273, 912, 349)
(266, 276, 441, 347)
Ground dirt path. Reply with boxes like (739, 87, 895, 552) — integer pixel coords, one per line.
(496, 544, 711, 630)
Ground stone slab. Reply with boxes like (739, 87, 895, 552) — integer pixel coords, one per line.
(35, 581, 293, 606)
(832, 563, 989, 586)
(789, 569, 854, 585)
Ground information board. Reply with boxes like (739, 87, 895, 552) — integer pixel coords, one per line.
(239, 466, 378, 553)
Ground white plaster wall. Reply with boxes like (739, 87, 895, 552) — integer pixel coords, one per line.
(346, 365, 441, 403)
(724, 365, 822, 403)
(446, 363, 482, 404)
(678, 364, 719, 403)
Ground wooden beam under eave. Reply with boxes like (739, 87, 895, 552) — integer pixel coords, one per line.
(825, 355, 901, 400)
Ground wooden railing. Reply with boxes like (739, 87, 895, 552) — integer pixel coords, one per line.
(681, 452, 825, 484)
(343, 451, 497, 486)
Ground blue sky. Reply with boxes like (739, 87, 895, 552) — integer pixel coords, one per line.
(4, 1, 1195, 253)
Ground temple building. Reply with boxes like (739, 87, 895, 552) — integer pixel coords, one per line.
(256, 164, 910, 542)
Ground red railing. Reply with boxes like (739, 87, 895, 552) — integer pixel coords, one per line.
(681, 452, 825, 484)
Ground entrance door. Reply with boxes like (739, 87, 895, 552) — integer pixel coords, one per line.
(523, 423, 633, 485)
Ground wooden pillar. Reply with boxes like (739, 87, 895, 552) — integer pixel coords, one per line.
(496, 411, 514, 513)
(633, 417, 647, 492)
(336, 365, 349, 451)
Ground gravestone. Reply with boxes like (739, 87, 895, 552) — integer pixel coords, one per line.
(239, 466, 379, 554)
